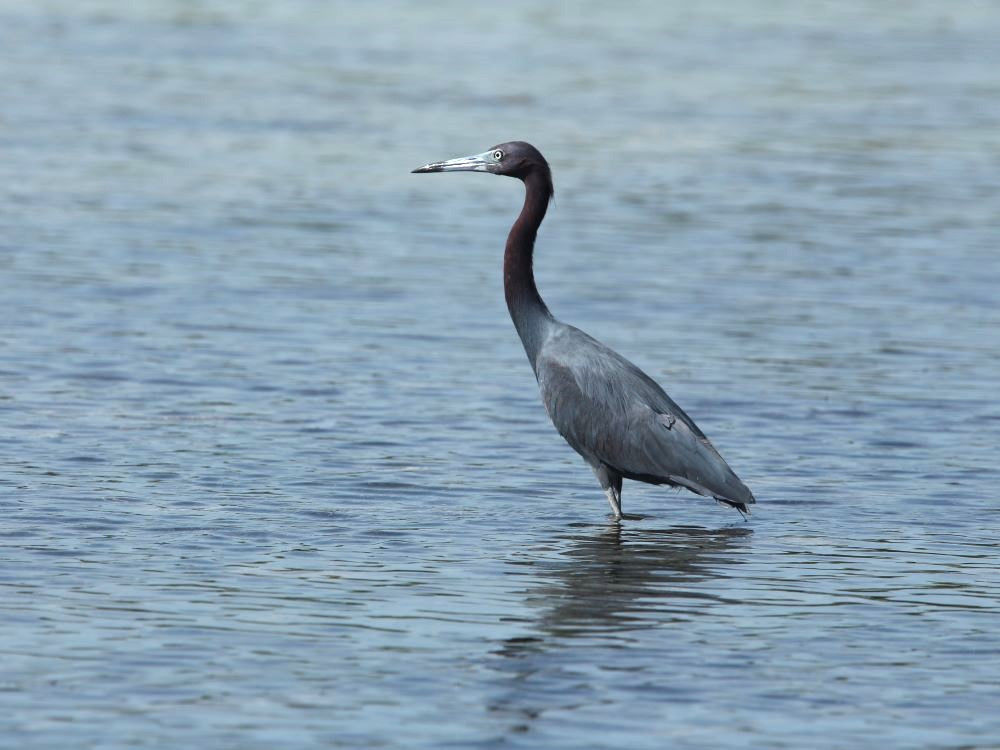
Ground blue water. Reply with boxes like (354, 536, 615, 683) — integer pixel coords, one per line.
(2, 2, 999, 747)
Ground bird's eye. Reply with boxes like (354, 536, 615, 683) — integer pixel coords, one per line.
(493, 150, 504, 161)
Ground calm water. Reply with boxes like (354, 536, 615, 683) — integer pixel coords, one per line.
(2, 2, 999, 747)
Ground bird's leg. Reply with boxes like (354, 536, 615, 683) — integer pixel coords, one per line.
(592, 464, 623, 521)
(611, 474, 624, 520)
(604, 486, 622, 520)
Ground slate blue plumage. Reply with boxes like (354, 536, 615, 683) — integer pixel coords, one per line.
(413, 141, 755, 520)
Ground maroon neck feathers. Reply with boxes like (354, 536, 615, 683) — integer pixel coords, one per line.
(503, 169, 555, 366)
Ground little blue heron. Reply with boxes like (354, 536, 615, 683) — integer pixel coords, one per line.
(413, 142, 755, 520)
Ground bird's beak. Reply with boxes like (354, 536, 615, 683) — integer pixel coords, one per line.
(411, 150, 492, 174)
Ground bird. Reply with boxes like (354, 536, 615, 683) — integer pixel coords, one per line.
(412, 141, 755, 520)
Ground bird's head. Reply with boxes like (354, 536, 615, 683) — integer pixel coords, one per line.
(412, 141, 552, 193)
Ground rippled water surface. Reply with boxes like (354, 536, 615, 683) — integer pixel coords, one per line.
(3, 2, 1000, 747)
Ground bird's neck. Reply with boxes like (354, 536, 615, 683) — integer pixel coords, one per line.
(504, 170, 555, 368)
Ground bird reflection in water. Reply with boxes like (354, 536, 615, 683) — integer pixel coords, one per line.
(487, 524, 751, 732)
(502, 523, 752, 646)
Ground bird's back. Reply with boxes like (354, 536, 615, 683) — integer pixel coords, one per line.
(534, 323, 754, 509)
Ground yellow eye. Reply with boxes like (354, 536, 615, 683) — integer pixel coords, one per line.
(493, 150, 504, 161)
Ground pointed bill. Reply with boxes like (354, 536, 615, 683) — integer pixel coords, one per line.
(411, 150, 493, 173)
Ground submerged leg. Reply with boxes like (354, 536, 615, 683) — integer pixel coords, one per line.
(591, 464, 623, 520)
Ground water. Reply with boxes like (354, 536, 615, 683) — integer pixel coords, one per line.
(2, 1, 999, 747)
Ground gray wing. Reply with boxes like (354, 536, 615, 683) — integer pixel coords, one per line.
(536, 324, 754, 508)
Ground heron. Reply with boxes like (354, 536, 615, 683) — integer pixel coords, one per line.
(412, 141, 755, 520)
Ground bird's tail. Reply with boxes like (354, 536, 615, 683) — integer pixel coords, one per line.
(715, 496, 751, 519)
(665, 472, 755, 519)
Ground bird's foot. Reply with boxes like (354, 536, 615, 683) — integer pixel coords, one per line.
(607, 512, 645, 522)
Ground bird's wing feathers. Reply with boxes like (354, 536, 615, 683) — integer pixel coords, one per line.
(536, 325, 754, 507)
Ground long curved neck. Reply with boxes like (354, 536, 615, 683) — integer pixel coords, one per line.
(504, 170, 555, 368)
